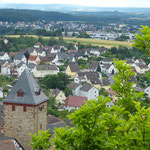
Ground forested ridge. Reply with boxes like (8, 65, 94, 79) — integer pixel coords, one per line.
(0, 9, 150, 25)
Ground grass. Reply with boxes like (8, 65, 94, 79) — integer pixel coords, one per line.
(5, 35, 133, 48)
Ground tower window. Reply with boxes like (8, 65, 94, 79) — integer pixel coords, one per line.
(40, 124, 42, 130)
(12, 105, 15, 111)
(23, 106, 26, 112)
(17, 89, 24, 97)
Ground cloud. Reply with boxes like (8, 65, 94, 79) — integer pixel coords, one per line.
(0, 0, 150, 7)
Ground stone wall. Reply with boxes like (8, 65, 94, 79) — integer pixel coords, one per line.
(3, 101, 47, 150)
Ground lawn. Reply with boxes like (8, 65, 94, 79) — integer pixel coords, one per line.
(5, 35, 133, 48)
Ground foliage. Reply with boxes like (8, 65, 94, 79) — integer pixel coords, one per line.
(0, 75, 14, 87)
(29, 130, 51, 150)
(133, 25, 150, 58)
(77, 59, 89, 69)
(53, 59, 150, 150)
(41, 72, 70, 90)
(99, 88, 109, 97)
(64, 87, 72, 97)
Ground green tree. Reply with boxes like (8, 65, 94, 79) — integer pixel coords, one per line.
(133, 25, 150, 58)
(64, 87, 72, 97)
(29, 130, 51, 150)
(41, 72, 70, 90)
(53, 59, 150, 150)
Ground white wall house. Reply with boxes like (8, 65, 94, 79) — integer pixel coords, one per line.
(14, 54, 27, 65)
(100, 64, 115, 74)
(134, 64, 149, 74)
(32, 64, 59, 78)
(145, 86, 150, 98)
(17, 62, 28, 76)
(1, 66, 11, 76)
(69, 83, 99, 100)
(0, 52, 10, 60)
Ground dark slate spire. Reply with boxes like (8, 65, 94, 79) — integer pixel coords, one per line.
(3, 69, 48, 105)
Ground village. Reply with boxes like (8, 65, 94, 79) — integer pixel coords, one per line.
(0, 37, 150, 149)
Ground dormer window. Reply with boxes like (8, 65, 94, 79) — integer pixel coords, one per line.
(35, 87, 41, 95)
(17, 89, 24, 97)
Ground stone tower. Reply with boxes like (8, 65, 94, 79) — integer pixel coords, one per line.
(3, 69, 48, 150)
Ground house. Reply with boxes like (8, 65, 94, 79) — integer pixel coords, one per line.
(17, 61, 27, 76)
(106, 88, 117, 101)
(0, 38, 9, 44)
(47, 115, 67, 134)
(100, 64, 115, 74)
(53, 52, 75, 63)
(28, 48, 46, 57)
(0, 52, 9, 61)
(9, 52, 17, 58)
(75, 72, 101, 89)
(51, 45, 61, 53)
(90, 48, 107, 57)
(13, 54, 27, 65)
(26, 63, 36, 74)
(50, 89, 66, 104)
(40, 55, 56, 64)
(100, 78, 111, 90)
(135, 59, 146, 65)
(79, 84, 99, 100)
(28, 55, 41, 65)
(33, 64, 59, 78)
(106, 101, 114, 108)
(65, 63, 79, 78)
(64, 95, 87, 111)
(1, 62, 11, 76)
(67, 83, 82, 96)
(0, 134, 24, 150)
(68, 83, 99, 100)
(0, 88, 3, 98)
(34, 42, 43, 48)
(89, 62, 99, 72)
(124, 58, 134, 65)
(134, 64, 149, 74)
(100, 58, 113, 64)
(145, 86, 150, 98)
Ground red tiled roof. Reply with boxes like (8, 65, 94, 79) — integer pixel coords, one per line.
(9, 52, 17, 57)
(28, 55, 37, 61)
(65, 95, 87, 107)
(106, 89, 117, 95)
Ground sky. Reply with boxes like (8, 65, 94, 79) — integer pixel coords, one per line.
(0, 0, 150, 7)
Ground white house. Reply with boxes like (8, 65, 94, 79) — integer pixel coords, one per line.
(0, 88, 3, 98)
(30, 48, 46, 57)
(68, 83, 82, 96)
(68, 83, 99, 100)
(32, 64, 59, 78)
(0, 52, 10, 60)
(145, 86, 150, 98)
(134, 64, 149, 74)
(34, 42, 43, 48)
(17, 62, 28, 76)
(100, 64, 115, 74)
(79, 84, 99, 100)
(14, 54, 27, 65)
(1, 65, 11, 76)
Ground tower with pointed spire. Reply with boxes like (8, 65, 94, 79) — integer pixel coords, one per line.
(3, 69, 48, 150)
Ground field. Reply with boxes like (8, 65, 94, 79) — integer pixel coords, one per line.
(5, 35, 133, 48)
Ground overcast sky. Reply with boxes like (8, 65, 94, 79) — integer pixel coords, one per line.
(1, 0, 150, 7)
